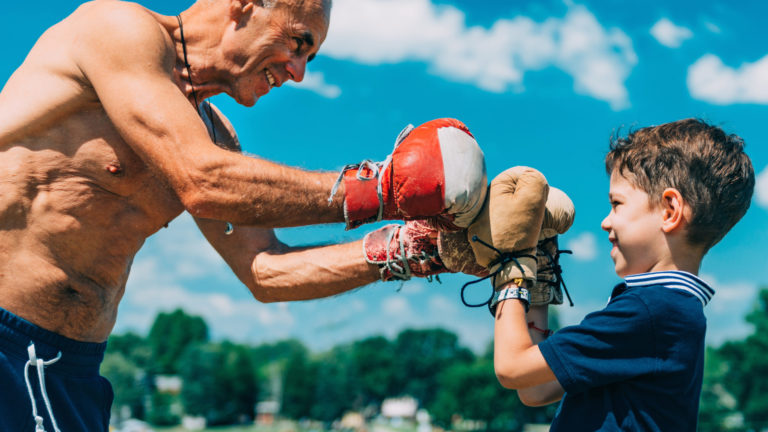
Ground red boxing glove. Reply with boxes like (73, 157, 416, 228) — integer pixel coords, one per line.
(363, 220, 448, 281)
(332, 118, 487, 230)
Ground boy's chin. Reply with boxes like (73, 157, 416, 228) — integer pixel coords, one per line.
(613, 261, 633, 278)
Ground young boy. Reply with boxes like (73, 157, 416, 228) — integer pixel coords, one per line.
(491, 118, 755, 431)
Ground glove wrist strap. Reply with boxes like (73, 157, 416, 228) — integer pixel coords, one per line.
(334, 160, 392, 229)
(489, 284, 530, 316)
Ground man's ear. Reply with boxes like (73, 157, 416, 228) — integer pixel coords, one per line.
(660, 188, 686, 233)
(229, 0, 255, 21)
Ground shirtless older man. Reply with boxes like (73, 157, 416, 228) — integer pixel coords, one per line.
(0, 0, 489, 429)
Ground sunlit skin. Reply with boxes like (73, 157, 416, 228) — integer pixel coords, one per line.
(178, 0, 328, 106)
(0, 0, 382, 343)
(601, 170, 702, 277)
(491, 170, 705, 406)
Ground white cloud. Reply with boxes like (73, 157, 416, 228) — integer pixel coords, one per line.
(687, 54, 768, 105)
(566, 232, 598, 261)
(382, 295, 413, 316)
(115, 212, 298, 341)
(756, 166, 768, 209)
(428, 294, 459, 314)
(703, 21, 721, 34)
(650, 18, 693, 48)
(153, 213, 228, 279)
(289, 71, 342, 98)
(323, 0, 637, 109)
(122, 257, 294, 333)
(699, 273, 759, 345)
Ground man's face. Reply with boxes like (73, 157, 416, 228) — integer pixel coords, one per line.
(222, 0, 330, 106)
(601, 171, 667, 278)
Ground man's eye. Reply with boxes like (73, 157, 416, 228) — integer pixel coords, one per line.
(293, 37, 304, 52)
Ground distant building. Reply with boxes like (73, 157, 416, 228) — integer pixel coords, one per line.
(154, 375, 182, 394)
(381, 396, 418, 420)
(340, 411, 366, 431)
(256, 400, 280, 425)
(181, 416, 206, 430)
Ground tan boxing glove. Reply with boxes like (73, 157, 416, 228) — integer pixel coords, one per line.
(466, 167, 549, 290)
(436, 229, 489, 277)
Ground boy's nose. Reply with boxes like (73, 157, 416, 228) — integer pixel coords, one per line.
(600, 214, 611, 232)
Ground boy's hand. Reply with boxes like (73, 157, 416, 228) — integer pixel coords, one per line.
(467, 167, 549, 289)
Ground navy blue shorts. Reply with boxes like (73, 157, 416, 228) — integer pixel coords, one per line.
(0, 307, 113, 431)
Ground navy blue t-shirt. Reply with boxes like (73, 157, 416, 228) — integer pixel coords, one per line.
(538, 271, 714, 431)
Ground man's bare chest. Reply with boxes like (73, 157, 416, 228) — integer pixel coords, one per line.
(0, 107, 184, 232)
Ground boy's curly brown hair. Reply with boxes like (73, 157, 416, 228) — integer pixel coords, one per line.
(606, 118, 754, 251)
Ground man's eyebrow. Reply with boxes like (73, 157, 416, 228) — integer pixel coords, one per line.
(301, 31, 315, 48)
(301, 31, 317, 62)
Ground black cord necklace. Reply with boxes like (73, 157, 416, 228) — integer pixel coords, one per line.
(176, 14, 216, 143)
(177, 14, 232, 235)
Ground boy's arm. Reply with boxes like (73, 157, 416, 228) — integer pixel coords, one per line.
(509, 305, 565, 406)
(493, 293, 559, 389)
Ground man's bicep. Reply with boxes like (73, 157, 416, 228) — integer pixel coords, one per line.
(74, 3, 215, 175)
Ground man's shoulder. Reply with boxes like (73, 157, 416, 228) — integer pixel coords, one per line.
(69, 1, 173, 64)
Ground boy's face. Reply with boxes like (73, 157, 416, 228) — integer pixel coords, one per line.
(601, 171, 667, 278)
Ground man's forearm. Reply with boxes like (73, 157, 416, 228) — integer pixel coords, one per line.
(181, 150, 346, 227)
(249, 240, 381, 302)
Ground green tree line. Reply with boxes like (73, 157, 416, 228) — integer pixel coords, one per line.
(102, 287, 768, 431)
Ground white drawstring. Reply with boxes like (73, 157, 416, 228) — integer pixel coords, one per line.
(24, 343, 62, 432)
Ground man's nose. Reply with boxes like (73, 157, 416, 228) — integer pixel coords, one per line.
(286, 56, 307, 83)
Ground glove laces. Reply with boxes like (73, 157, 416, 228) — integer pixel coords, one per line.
(328, 124, 416, 223)
(538, 237, 574, 306)
(460, 236, 536, 314)
(24, 343, 63, 432)
(329, 158, 390, 222)
(380, 225, 442, 281)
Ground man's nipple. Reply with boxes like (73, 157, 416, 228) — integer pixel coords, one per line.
(106, 163, 123, 176)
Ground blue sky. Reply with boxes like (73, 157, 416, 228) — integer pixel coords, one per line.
(2, 0, 766, 353)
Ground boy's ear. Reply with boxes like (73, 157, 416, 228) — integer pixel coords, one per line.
(660, 188, 687, 233)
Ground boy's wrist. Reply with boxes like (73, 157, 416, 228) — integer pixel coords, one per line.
(490, 280, 531, 316)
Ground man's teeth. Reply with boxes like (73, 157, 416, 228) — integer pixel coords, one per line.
(265, 70, 275, 87)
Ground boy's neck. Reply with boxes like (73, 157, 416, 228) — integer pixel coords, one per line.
(647, 242, 703, 276)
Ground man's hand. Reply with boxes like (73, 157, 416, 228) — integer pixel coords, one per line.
(336, 118, 487, 230)
(363, 220, 448, 281)
(467, 167, 549, 289)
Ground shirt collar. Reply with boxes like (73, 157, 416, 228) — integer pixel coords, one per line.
(612, 270, 715, 307)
